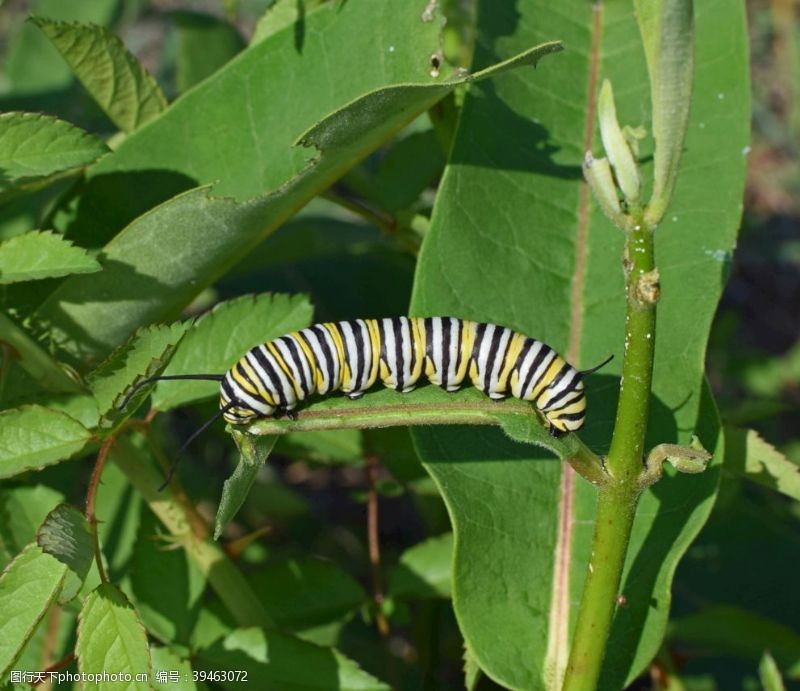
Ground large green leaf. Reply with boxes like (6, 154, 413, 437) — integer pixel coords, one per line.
(31, 3, 559, 371)
(0, 230, 100, 283)
(410, 1, 749, 689)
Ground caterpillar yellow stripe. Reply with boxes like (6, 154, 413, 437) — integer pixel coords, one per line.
(220, 317, 589, 437)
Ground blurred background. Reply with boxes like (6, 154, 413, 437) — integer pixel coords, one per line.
(0, 1, 797, 689)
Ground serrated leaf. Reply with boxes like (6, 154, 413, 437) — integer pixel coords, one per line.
(151, 293, 313, 411)
(0, 405, 92, 479)
(215, 432, 277, 539)
(248, 558, 366, 630)
(151, 646, 197, 691)
(196, 626, 390, 690)
(0, 230, 100, 283)
(724, 427, 800, 501)
(389, 533, 453, 600)
(409, 0, 748, 688)
(76, 583, 151, 690)
(670, 606, 800, 679)
(31, 17, 167, 133)
(0, 112, 108, 200)
(88, 321, 189, 427)
(0, 485, 65, 564)
(0, 543, 67, 679)
(36, 504, 93, 604)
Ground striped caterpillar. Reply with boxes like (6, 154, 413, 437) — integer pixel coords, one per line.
(126, 317, 611, 441)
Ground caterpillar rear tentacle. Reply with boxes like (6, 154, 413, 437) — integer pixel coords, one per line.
(219, 317, 600, 437)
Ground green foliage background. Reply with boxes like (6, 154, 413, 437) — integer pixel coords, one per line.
(0, 1, 797, 690)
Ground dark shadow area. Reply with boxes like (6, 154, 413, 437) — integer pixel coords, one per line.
(447, 80, 582, 180)
(63, 170, 199, 249)
(294, 0, 306, 53)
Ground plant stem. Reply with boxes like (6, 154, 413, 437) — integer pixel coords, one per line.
(563, 223, 657, 691)
(365, 453, 390, 637)
(85, 436, 116, 584)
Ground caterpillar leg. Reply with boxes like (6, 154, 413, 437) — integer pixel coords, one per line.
(489, 392, 507, 401)
(346, 391, 365, 400)
(278, 407, 298, 420)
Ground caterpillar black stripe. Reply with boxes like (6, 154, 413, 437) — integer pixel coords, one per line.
(216, 317, 601, 437)
(119, 317, 612, 488)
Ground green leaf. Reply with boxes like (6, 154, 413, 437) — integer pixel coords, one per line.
(88, 321, 189, 427)
(130, 507, 205, 644)
(280, 429, 364, 465)
(151, 293, 313, 411)
(0, 230, 100, 283)
(0, 543, 67, 679)
(151, 646, 197, 691)
(409, 0, 749, 688)
(760, 651, 788, 691)
(0, 485, 65, 565)
(196, 626, 390, 690)
(215, 431, 277, 540)
(248, 558, 366, 630)
(36, 504, 94, 604)
(173, 11, 245, 93)
(724, 427, 800, 501)
(3, 0, 120, 95)
(31, 17, 168, 133)
(0, 405, 92, 479)
(250, 0, 326, 46)
(635, 0, 695, 223)
(389, 533, 453, 600)
(76, 583, 152, 689)
(0, 112, 108, 201)
(34, 5, 561, 368)
(669, 606, 800, 679)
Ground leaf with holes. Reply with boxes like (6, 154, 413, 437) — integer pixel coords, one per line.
(31, 17, 167, 133)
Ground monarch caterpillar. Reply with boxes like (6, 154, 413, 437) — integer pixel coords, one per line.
(123, 317, 611, 442)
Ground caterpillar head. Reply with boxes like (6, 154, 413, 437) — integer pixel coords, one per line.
(219, 371, 276, 424)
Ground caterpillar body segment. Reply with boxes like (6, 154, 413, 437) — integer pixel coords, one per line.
(220, 317, 588, 436)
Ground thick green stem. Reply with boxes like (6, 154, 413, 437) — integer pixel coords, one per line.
(111, 434, 275, 629)
(563, 224, 657, 690)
